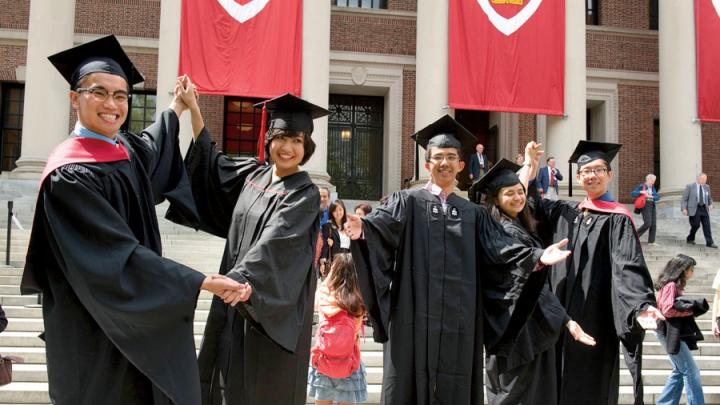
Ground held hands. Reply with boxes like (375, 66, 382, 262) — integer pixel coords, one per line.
(566, 320, 596, 346)
(539, 238, 571, 266)
(524, 141, 544, 167)
(345, 214, 363, 240)
(636, 305, 665, 330)
(201, 275, 252, 306)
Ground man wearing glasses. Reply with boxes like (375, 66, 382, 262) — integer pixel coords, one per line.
(529, 140, 663, 405)
(344, 115, 572, 405)
(21, 36, 247, 405)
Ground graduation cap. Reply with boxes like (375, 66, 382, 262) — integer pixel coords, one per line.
(467, 159, 522, 204)
(411, 115, 477, 151)
(567, 140, 622, 196)
(254, 93, 329, 136)
(47, 35, 144, 89)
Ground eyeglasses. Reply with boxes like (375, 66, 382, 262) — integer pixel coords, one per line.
(429, 154, 460, 163)
(578, 167, 608, 177)
(76, 87, 130, 104)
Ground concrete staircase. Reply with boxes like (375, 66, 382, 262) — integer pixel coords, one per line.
(1, 205, 720, 404)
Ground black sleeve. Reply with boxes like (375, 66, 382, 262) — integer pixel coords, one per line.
(124, 109, 202, 226)
(225, 186, 320, 353)
(349, 191, 408, 342)
(174, 128, 262, 237)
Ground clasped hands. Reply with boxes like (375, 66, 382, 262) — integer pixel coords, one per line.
(201, 274, 252, 307)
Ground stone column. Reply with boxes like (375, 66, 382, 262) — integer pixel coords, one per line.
(11, 0, 76, 179)
(658, 0, 701, 206)
(545, 0, 586, 197)
(301, 0, 332, 187)
(157, 0, 193, 153)
(412, 0, 450, 185)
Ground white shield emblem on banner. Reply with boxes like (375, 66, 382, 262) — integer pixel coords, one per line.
(217, 0, 270, 23)
(476, 0, 543, 36)
(713, 0, 720, 18)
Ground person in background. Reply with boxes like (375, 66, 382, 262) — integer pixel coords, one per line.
(711, 268, 720, 337)
(654, 254, 705, 405)
(536, 156, 563, 200)
(0, 304, 7, 333)
(308, 253, 368, 405)
(319, 186, 331, 227)
(322, 200, 351, 263)
(631, 174, 660, 245)
(682, 173, 716, 248)
(469, 143, 491, 182)
(354, 202, 372, 218)
(515, 153, 525, 166)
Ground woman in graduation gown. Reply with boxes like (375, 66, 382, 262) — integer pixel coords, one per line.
(469, 151, 595, 405)
(169, 80, 328, 405)
(529, 141, 663, 405)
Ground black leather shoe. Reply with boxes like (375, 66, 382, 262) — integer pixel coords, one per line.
(687, 240, 696, 245)
(708, 244, 718, 249)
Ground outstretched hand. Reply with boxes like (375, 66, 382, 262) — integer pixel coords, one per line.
(540, 238, 571, 266)
(344, 214, 363, 240)
(567, 320, 596, 346)
(636, 305, 665, 330)
(524, 141, 544, 166)
(201, 274, 242, 296)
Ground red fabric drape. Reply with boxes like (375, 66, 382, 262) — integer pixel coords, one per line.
(449, 0, 565, 115)
(179, 0, 302, 98)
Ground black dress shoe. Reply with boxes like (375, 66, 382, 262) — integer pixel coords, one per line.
(687, 240, 696, 245)
(708, 244, 718, 249)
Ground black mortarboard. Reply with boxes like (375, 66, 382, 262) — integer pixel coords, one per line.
(254, 93, 329, 135)
(47, 35, 144, 89)
(567, 140, 622, 197)
(467, 159, 522, 204)
(411, 115, 477, 151)
(568, 140, 622, 168)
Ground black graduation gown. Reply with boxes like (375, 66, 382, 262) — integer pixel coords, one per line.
(534, 199, 656, 405)
(349, 189, 544, 405)
(21, 110, 207, 405)
(168, 128, 319, 405)
(485, 218, 569, 405)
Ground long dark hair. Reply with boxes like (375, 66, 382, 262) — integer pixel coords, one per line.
(655, 254, 696, 291)
(329, 199, 347, 231)
(483, 186, 537, 234)
(327, 253, 366, 318)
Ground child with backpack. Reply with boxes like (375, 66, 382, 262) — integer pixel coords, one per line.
(308, 253, 368, 405)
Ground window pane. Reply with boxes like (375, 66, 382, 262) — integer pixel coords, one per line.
(144, 108, 156, 122)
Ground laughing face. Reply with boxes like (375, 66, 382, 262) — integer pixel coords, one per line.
(70, 72, 128, 138)
(269, 133, 305, 177)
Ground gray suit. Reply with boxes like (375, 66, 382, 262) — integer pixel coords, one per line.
(682, 182, 714, 245)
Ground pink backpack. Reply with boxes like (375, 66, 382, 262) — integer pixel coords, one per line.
(311, 310, 361, 378)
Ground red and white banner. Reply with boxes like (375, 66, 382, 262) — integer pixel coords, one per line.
(448, 0, 565, 115)
(179, 0, 302, 97)
(695, 0, 720, 122)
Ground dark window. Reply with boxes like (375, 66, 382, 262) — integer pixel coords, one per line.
(123, 91, 157, 134)
(328, 94, 384, 200)
(586, 108, 593, 139)
(334, 0, 387, 9)
(0, 83, 24, 173)
(586, 0, 599, 25)
(649, 0, 659, 30)
(653, 118, 660, 189)
(224, 97, 264, 157)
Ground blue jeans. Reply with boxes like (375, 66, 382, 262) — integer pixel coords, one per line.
(655, 332, 705, 405)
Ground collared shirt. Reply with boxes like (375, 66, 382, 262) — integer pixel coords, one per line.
(596, 191, 615, 202)
(697, 183, 708, 206)
(424, 181, 450, 212)
(73, 121, 118, 145)
(477, 153, 485, 168)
